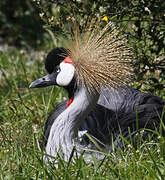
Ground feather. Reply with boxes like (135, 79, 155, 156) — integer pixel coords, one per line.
(63, 19, 134, 92)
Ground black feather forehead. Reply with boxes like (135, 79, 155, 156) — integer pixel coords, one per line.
(45, 47, 69, 74)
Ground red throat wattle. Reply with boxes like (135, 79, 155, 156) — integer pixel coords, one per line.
(67, 96, 74, 107)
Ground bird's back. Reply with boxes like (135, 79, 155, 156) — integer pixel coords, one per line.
(99, 86, 164, 114)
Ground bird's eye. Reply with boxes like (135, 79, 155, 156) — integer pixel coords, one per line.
(54, 66, 60, 73)
(57, 68, 60, 73)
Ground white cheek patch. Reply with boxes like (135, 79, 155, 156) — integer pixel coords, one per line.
(56, 62, 75, 86)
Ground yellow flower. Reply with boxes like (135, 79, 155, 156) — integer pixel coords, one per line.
(48, 16, 55, 23)
(102, 16, 108, 22)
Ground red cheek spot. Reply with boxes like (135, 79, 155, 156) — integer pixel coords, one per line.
(63, 57, 74, 65)
(67, 96, 74, 107)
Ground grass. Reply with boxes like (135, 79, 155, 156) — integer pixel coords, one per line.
(0, 48, 165, 180)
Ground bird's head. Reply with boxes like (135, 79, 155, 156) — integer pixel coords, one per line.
(30, 20, 134, 93)
(29, 47, 76, 89)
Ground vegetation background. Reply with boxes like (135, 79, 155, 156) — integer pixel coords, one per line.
(0, 0, 165, 179)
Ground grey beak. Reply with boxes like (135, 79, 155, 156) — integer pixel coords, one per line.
(29, 74, 56, 88)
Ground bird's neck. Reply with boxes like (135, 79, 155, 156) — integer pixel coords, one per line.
(64, 76, 77, 99)
(46, 85, 99, 161)
(65, 86, 99, 137)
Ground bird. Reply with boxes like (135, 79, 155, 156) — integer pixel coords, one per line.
(29, 20, 165, 162)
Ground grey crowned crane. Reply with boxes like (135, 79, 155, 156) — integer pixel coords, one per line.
(30, 21, 165, 162)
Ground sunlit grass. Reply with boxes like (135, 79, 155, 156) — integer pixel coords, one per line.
(0, 48, 165, 179)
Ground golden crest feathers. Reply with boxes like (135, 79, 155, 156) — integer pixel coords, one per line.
(65, 19, 134, 92)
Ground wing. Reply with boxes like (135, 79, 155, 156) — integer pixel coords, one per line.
(43, 100, 67, 146)
(80, 92, 165, 149)
(81, 87, 165, 148)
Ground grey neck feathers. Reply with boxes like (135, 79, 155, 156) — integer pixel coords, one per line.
(45, 85, 99, 162)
